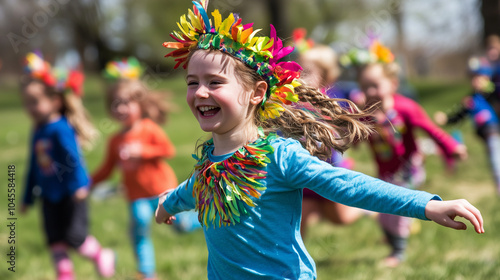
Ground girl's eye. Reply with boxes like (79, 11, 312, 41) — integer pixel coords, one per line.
(210, 80, 223, 85)
(187, 81, 198, 86)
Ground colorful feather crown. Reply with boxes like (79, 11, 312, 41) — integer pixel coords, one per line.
(340, 40, 395, 67)
(24, 52, 85, 97)
(103, 57, 144, 80)
(163, 0, 302, 119)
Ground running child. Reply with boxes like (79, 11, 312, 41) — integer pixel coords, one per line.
(345, 41, 469, 266)
(435, 56, 500, 194)
(20, 52, 115, 280)
(156, 1, 483, 279)
(91, 57, 197, 280)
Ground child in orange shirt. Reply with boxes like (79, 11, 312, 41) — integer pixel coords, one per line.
(91, 58, 188, 279)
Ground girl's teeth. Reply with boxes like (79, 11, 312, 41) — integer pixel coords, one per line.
(200, 106, 217, 112)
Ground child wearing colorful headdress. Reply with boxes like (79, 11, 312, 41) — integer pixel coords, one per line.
(344, 41, 469, 266)
(155, 1, 483, 278)
(435, 57, 500, 194)
(20, 52, 115, 280)
(91, 57, 197, 280)
(293, 28, 364, 236)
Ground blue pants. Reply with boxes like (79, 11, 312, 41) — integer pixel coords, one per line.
(130, 197, 158, 278)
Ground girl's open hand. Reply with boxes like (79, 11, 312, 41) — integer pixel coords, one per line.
(119, 142, 142, 160)
(433, 111, 448, 126)
(425, 199, 484, 234)
(155, 204, 176, 225)
(155, 192, 176, 225)
(73, 187, 89, 202)
(126, 142, 142, 159)
(452, 144, 468, 161)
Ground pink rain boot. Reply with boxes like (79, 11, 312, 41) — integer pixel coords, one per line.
(50, 243, 75, 280)
(77, 235, 116, 278)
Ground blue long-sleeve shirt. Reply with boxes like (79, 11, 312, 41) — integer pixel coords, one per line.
(23, 116, 89, 204)
(163, 137, 441, 279)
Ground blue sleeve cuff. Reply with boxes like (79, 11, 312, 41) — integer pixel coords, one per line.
(420, 194, 443, 220)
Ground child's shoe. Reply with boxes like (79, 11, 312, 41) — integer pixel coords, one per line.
(56, 258, 75, 280)
(95, 248, 116, 278)
(383, 255, 403, 268)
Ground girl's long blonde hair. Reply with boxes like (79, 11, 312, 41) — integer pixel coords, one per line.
(21, 77, 99, 150)
(261, 85, 374, 161)
(106, 79, 172, 125)
(189, 49, 375, 161)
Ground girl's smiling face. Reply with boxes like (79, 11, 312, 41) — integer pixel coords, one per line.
(186, 50, 265, 137)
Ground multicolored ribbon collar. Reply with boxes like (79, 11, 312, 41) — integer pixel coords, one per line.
(191, 130, 277, 227)
(163, 0, 302, 120)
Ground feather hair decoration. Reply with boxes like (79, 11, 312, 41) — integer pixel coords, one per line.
(163, 0, 303, 120)
(103, 57, 144, 80)
(25, 52, 85, 97)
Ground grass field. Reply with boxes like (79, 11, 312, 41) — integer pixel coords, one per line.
(1, 75, 499, 280)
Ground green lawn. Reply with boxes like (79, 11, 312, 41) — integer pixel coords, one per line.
(1, 75, 498, 279)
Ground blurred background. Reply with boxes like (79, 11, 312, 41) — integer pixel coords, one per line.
(1, 0, 499, 79)
(2, 1, 500, 279)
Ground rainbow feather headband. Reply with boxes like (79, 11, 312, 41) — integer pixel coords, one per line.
(24, 52, 84, 97)
(340, 40, 395, 67)
(163, 0, 302, 119)
(103, 57, 144, 80)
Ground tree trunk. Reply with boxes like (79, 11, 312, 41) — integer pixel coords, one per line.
(267, 0, 289, 38)
(392, 0, 410, 76)
(481, 0, 500, 43)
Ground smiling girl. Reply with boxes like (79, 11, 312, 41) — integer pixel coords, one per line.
(155, 1, 484, 279)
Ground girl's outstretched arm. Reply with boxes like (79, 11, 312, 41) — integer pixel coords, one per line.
(425, 199, 484, 234)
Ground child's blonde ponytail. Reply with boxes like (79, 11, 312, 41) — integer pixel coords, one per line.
(61, 93, 99, 150)
(262, 85, 375, 161)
